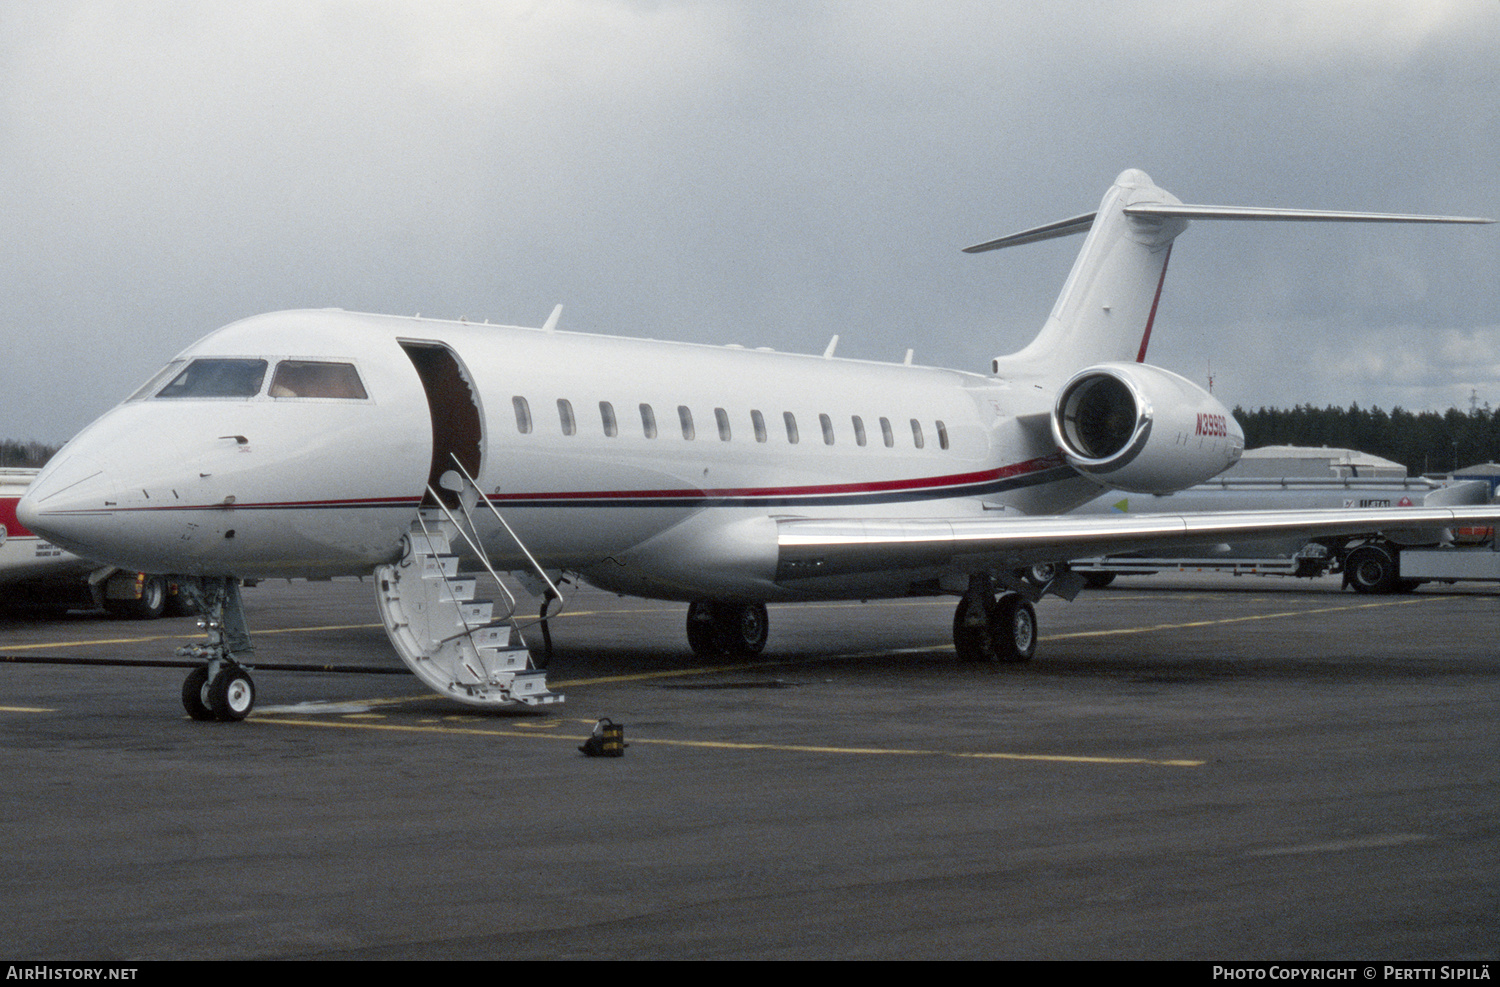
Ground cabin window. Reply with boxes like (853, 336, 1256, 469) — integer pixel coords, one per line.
(879, 417, 894, 448)
(269, 361, 368, 400)
(599, 401, 618, 437)
(819, 413, 835, 446)
(558, 399, 576, 436)
(910, 418, 924, 449)
(640, 403, 657, 439)
(751, 410, 767, 443)
(678, 405, 695, 440)
(155, 359, 268, 399)
(852, 415, 867, 447)
(715, 407, 731, 442)
(513, 396, 533, 434)
(784, 412, 799, 444)
(936, 420, 950, 450)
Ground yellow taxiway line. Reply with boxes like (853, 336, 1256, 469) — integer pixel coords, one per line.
(248, 712, 1205, 767)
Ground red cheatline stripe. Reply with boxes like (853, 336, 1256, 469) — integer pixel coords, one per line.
(1135, 243, 1173, 364)
(36, 455, 1071, 515)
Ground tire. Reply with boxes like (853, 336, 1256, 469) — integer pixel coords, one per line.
(687, 601, 769, 657)
(102, 574, 168, 619)
(124, 575, 168, 619)
(208, 667, 255, 722)
(953, 597, 988, 663)
(686, 601, 719, 657)
(1345, 545, 1400, 595)
(722, 602, 768, 657)
(181, 667, 216, 722)
(1026, 563, 1057, 587)
(1081, 572, 1116, 589)
(989, 594, 1037, 663)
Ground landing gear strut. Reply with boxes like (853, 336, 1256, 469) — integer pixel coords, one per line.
(686, 600, 769, 658)
(175, 577, 257, 722)
(953, 575, 1037, 664)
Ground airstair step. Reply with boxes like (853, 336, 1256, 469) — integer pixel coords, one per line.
(435, 577, 477, 602)
(373, 488, 562, 708)
(477, 646, 530, 673)
(456, 600, 493, 624)
(419, 555, 459, 578)
(470, 625, 512, 649)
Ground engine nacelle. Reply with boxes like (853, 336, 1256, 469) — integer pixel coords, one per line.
(1051, 362, 1244, 494)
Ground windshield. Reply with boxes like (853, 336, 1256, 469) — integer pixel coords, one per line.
(154, 359, 268, 399)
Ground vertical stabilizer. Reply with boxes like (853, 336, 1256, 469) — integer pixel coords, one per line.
(971, 169, 1491, 379)
(980, 169, 1187, 373)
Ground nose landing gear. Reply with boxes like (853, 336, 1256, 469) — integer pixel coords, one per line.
(175, 576, 258, 722)
(180, 662, 256, 722)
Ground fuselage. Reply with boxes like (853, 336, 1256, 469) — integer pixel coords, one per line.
(20, 308, 1112, 600)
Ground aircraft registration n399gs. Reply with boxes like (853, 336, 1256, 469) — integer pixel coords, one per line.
(18, 170, 1497, 721)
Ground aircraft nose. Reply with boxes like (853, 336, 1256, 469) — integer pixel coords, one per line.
(16, 454, 121, 559)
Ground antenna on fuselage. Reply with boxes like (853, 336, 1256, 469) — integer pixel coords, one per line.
(823, 335, 839, 358)
(542, 304, 563, 333)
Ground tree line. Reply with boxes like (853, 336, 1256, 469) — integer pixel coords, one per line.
(0, 440, 59, 469)
(1233, 404, 1500, 476)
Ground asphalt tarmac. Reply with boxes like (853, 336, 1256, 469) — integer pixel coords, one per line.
(2, 574, 1497, 961)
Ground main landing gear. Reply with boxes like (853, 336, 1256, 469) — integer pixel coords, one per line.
(686, 600, 769, 658)
(175, 576, 257, 722)
(952, 574, 1038, 664)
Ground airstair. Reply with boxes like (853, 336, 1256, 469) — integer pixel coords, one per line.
(374, 467, 563, 708)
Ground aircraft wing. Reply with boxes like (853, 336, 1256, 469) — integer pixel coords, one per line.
(774, 506, 1500, 580)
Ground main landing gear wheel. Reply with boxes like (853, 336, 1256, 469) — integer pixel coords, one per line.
(953, 592, 1037, 664)
(686, 600, 769, 658)
(180, 664, 256, 722)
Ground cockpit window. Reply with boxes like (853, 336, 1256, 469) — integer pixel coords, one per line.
(155, 359, 268, 399)
(126, 360, 187, 402)
(268, 361, 368, 400)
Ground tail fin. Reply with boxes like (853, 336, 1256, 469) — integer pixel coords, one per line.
(974, 169, 1493, 376)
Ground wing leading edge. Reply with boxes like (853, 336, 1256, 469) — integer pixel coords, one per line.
(774, 506, 1500, 581)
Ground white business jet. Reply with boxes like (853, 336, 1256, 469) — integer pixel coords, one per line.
(17, 170, 1495, 721)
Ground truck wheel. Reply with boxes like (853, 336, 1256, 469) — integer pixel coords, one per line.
(1345, 546, 1399, 594)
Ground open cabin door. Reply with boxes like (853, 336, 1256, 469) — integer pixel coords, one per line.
(399, 341, 483, 507)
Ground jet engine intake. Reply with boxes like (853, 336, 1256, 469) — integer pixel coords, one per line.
(1051, 362, 1243, 494)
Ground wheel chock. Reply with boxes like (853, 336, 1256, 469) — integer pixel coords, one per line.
(579, 718, 627, 757)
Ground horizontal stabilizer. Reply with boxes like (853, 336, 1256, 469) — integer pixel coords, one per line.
(965, 197, 1491, 255)
(1125, 203, 1495, 225)
(963, 212, 1097, 253)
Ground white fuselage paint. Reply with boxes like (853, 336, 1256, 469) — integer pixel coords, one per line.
(22, 307, 1136, 601)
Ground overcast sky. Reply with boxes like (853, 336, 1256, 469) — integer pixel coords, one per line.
(3, 0, 1497, 444)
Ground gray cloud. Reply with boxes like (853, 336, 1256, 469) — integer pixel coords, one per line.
(2, 0, 1496, 442)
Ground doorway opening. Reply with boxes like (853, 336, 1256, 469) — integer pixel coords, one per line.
(400, 342, 483, 508)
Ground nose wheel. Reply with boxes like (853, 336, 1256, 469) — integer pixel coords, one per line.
(174, 576, 258, 722)
(181, 663, 257, 722)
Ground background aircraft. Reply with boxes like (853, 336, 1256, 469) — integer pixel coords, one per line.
(17, 171, 1496, 720)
